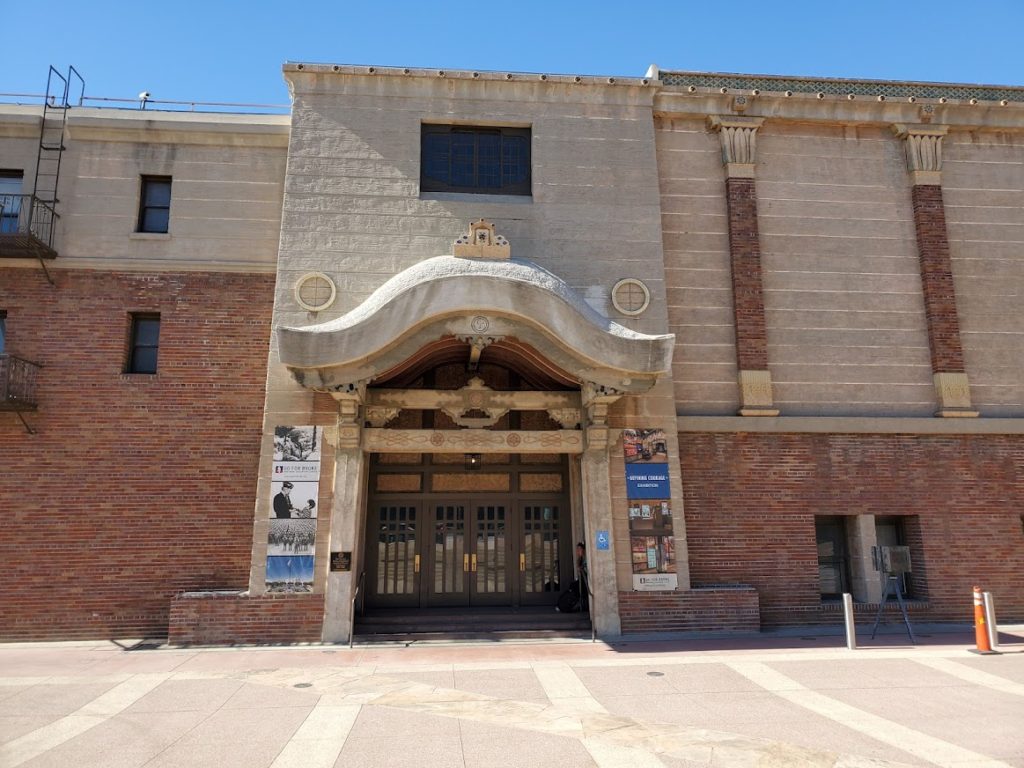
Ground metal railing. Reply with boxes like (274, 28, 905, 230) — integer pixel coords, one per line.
(0, 354, 41, 410)
(0, 194, 58, 250)
(348, 570, 365, 649)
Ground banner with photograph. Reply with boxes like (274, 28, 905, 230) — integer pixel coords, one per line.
(267, 425, 322, 592)
(623, 428, 677, 591)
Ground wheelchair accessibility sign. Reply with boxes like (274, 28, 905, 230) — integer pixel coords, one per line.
(596, 530, 610, 551)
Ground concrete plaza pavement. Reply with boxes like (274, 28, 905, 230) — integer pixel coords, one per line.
(1, 625, 1022, 768)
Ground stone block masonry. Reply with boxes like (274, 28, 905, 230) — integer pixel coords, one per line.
(0, 268, 274, 640)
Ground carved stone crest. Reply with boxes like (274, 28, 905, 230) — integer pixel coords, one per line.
(453, 219, 511, 259)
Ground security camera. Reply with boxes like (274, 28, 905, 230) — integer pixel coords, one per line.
(138, 91, 151, 100)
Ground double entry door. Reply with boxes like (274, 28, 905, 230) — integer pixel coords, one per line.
(367, 497, 567, 608)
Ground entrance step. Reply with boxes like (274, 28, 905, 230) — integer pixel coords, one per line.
(354, 605, 591, 639)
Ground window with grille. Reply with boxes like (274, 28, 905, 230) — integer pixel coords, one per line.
(421, 125, 530, 195)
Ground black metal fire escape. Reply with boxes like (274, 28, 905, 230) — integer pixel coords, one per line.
(0, 65, 83, 281)
(1, 66, 82, 432)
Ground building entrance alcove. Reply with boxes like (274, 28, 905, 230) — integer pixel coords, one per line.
(357, 356, 585, 636)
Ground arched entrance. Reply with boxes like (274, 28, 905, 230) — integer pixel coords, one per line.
(273, 222, 674, 641)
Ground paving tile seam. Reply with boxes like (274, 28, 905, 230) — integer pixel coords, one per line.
(326, 669, 919, 768)
(911, 657, 1024, 697)
(0, 673, 171, 768)
(726, 661, 1017, 768)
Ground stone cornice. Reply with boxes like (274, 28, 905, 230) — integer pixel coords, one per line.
(283, 62, 658, 89)
(655, 92, 1024, 132)
(678, 415, 1024, 435)
(65, 110, 290, 147)
(661, 70, 1024, 104)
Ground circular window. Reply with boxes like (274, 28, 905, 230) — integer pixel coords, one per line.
(611, 278, 650, 316)
(294, 272, 337, 312)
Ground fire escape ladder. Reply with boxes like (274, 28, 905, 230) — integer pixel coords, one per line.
(28, 65, 84, 284)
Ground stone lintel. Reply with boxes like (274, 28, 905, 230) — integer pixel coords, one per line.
(934, 372, 979, 418)
(367, 387, 580, 412)
(737, 369, 779, 416)
(363, 428, 584, 454)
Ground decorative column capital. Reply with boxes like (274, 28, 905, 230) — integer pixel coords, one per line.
(892, 124, 948, 185)
(331, 382, 366, 450)
(707, 115, 764, 178)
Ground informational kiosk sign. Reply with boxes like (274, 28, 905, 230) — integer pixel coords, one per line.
(622, 428, 677, 591)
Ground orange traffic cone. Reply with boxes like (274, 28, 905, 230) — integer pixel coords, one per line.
(973, 585, 994, 654)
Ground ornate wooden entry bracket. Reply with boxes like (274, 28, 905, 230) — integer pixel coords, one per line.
(364, 377, 582, 430)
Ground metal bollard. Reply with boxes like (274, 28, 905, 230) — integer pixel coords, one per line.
(983, 591, 999, 651)
(842, 593, 857, 650)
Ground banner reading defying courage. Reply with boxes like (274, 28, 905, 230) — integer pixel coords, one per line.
(266, 425, 321, 592)
(623, 428, 678, 591)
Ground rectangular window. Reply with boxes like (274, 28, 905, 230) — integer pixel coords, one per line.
(137, 176, 172, 233)
(815, 516, 850, 598)
(0, 170, 24, 234)
(421, 125, 530, 195)
(127, 313, 160, 374)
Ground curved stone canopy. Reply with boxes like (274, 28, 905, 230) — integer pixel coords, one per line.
(278, 256, 674, 394)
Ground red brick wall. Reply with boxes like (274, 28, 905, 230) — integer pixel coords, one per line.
(0, 267, 274, 640)
(911, 184, 966, 373)
(169, 592, 324, 645)
(680, 432, 1024, 626)
(619, 587, 760, 633)
(725, 177, 769, 371)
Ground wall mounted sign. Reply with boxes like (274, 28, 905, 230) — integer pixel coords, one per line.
(330, 551, 352, 572)
(623, 428, 677, 591)
(267, 425, 322, 592)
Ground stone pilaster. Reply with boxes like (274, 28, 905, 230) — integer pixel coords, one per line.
(892, 124, 978, 417)
(580, 445, 621, 637)
(322, 389, 366, 643)
(708, 116, 778, 416)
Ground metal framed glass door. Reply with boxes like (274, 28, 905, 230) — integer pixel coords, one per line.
(519, 501, 564, 605)
(366, 502, 420, 607)
(426, 502, 469, 606)
(471, 502, 511, 605)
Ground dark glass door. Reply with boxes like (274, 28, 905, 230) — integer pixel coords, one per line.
(519, 502, 564, 605)
(366, 502, 420, 607)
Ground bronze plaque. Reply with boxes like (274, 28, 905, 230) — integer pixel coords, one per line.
(330, 551, 352, 572)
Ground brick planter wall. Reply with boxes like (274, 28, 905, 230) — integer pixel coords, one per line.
(680, 431, 1024, 626)
(168, 592, 325, 645)
(0, 268, 274, 640)
(619, 587, 760, 633)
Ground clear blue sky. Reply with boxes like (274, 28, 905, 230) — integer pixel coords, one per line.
(5, 0, 1023, 106)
